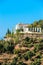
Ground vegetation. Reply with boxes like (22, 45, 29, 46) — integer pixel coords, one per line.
(0, 35, 43, 65)
(0, 20, 43, 65)
(30, 59, 41, 65)
(24, 51, 35, 60)
(0, 40, 14, 53)
(28, 20, 43, 32)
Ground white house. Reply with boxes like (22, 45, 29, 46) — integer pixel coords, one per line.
(15, 24, 42, 33)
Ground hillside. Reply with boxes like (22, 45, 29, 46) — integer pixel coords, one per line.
(0, 20, 43, 65)
(0, 33, 43, 65)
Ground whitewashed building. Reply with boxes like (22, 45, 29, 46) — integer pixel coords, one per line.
(15, 24, 41, 33)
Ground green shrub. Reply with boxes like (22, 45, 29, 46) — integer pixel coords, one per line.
(3, 41, 14, 53)
(14, 49, 20, 54)
(0, 41, 4, 53)
(28, 44, 33, 48)
(18, 61, 27, 65)
(11, 57, 18, 65)
(30, 59, 41, 65)
(24, 37, 30, 42)
(24, 51, 35, 60)
(34, 43, 43, 52)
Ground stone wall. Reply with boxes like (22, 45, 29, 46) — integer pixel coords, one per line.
(20, 33, 43, 39)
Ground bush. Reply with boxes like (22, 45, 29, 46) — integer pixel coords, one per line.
(24, 51, 35, 60)
(14, 49, 20, 54)
(24, 37, 30, 42)
(30, 59, 41, 65)
(34, 43, 43, 52)
(0, 41, 4, 53)
(18, 61, 27, 65)
(11, 57, 18, 65)
(3, 40, 14, 53)
(28, 44, 33, 48)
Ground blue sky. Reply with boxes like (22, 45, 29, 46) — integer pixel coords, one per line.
(0, 0, 43, 38)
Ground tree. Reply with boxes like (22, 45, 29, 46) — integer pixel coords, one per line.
(5, 29, 12, 38)
(33, 21, 38, 27)
(28, 24, 32, 28)
(6, 29, 11, 34)
(39, 20, 43, 29)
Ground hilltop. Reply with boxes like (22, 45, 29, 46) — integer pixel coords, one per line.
(0, 20, 43, 65)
